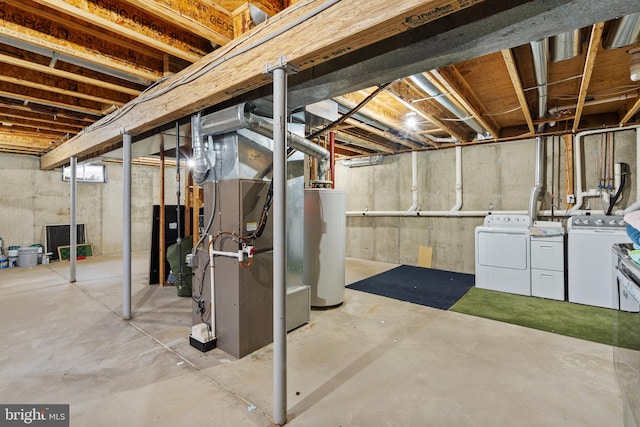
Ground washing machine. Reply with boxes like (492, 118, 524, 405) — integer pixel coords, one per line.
(567, 215, 630, 309)
(475, 214, 532, 296)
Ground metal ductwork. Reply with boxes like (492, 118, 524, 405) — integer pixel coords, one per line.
(603, 12, 640, 49)
(530, 38, 549, 132)
(191, 113, 213, 185)
(408, 74, 490, 138)
(551, 29, 582, 62)
(197, 103, 330, 183)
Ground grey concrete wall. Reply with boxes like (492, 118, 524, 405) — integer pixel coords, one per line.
(336, 130, 637, 273)
(0, 153, 182, 256)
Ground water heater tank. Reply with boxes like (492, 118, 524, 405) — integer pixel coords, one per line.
(303, 189, 347, 307)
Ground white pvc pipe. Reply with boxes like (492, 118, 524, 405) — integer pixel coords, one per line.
(70, 156, 77, 283)
(450, 145, 463, 211)
(208, 236, 216, 339)
(408, 150, 418, 211)
(346, 209, 611, 218)
(572, 125, 640, 213)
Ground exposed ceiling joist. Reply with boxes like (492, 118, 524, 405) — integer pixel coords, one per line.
(0, 89, 102, 116)
(430, 66, 501, 138)
(387, 80, 470, 143)
(0, 53, 142, 97)
(123, 0, 233, 46)
(501, 48, 535, 135)
(572, 22, 605, 132)
(34, 0, 206, 62)
(620, 94, 640, 125)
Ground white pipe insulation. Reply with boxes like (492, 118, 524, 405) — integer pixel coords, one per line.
(570, 124, 640, 213)
(408, 151, 418, 212)
(450, 145, 463, 212)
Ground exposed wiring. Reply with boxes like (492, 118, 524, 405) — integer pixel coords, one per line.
(81, 0, 340, 135)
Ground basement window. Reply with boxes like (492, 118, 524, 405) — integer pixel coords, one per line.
(62, 164, 107, 183)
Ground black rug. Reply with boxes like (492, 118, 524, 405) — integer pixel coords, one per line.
(347, 265, 475, 310)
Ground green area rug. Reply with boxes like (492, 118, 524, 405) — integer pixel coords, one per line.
(450, 287, 640, 350)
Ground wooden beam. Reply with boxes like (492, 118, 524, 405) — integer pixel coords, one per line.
(620, 93, 640, 125)
(0, 75, 126, 107)
(343, 117, 423, 149)
(429, 66, 501, 138)
(0, 119, 76, 135)
(0, 132, 54, 149)
(34, 0, 207, 62)
(0, 53, 142, 97)
(124, 0, 233, 46)
(0, 11, 162, 83)
(0, 110, 85, 130)
(387, 80, 471, 143)
(0, 101, 94, 124)
(573, 22, 605, 133)
(41, 0, 489, 169)
(232, 3, 256, 39)
(501, 48, 535, 135)
(333, 131, 395, 153)
(0, 89, 103, 116)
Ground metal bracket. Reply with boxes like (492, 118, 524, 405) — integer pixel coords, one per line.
(264, 56, 299, 76)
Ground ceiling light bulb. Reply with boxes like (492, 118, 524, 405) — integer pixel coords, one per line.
(405, 114, 418, 130)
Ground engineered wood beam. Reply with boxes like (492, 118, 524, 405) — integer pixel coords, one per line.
(0, 53, 142, 97)
(501, 48, 535, 135)
(34, 0, 207, 62)
(572, 22, 605, 133)
(0, 89, 103, 116)
(0, 132, 54, 149)
(0, 75, 126, 107)
(123, 0, 233, 46)
(41, 0, 490, 169)
(429, 66, 501, 138)
(0, 4, 162, 82)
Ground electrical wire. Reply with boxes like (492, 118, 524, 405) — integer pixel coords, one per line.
(80, 0, 340, 135)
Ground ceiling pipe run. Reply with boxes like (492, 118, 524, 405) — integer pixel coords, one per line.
(408, 74, 490, 138)
(530, 38, 549, 132)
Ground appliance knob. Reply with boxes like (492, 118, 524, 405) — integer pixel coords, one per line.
(619, 220, 626, 226)
(595, 219, 603, 225)
(583, 219, 590, 225)
(609, 219, 616, 225)
(504, 217, 510, 222)
(574, 219, 581, 225)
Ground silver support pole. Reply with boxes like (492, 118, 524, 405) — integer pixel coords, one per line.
(123, 132, 132, 320)
(69, 156, 77, 283)
(272, 61, 288, 426)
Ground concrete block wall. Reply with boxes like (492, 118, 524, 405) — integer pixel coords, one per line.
(335, 130, 637, 273)
(0, 153, 183, 256)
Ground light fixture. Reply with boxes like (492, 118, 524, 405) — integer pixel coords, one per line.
(405, 112, 418, 130)
(631, 48, 640, 82)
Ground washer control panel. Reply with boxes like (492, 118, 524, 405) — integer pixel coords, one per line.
(568, 215, 626, 230)
(483, 214, 531, 228)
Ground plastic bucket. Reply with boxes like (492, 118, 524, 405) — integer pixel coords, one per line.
(18, 247, 38, 268)
(8, 256, 18, 268)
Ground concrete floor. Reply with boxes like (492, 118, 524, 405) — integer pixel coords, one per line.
(0, 252, 624, 426)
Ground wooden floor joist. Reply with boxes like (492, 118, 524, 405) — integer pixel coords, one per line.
(40, 0, 489, 170)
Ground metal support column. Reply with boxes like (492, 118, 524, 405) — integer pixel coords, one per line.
(123, 132, 132, 320)
(69, 156, 77, 283)
(269, 57, 290, 426)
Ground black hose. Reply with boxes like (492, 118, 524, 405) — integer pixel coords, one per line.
(607, 163, 627, 215)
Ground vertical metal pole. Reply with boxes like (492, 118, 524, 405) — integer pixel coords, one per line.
(69, 156, 77, 283)
(272, 63, 288, 426)
(123, 132, 132, 320)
